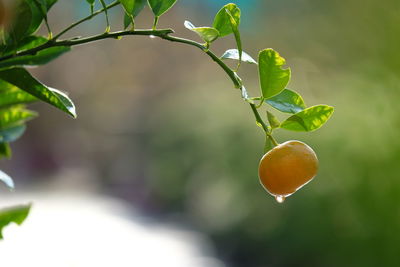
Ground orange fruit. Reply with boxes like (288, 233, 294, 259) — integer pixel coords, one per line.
(258, 140, 318, 201)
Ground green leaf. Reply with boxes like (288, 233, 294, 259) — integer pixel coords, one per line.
(240, 86, 254, 104)
(0, 46, 70, 70)
(225, 6, 242, 63)
(86, 0, 95, 13)
(0, 204, 31, 239)
(0, 143, 12, 159)
(0, 169, 14, 190)
(184, 21, 219, 43)
(0, 81, 38, 107)
(221, 49, 257, 64)
(266, 111, 280, 129)
(120, 0, 146, 18)
(0, 125, 26, 143)
(124, 12, 133, 29)
(213, 3, 241, 37)
(46, 0, 58, 10)
(280, 105, 334, 132)
(25, 0, 46, 36)
(258, 48, 291, 99)
(0, 68, 76, 118)
(265, 89, 306, 114)
(0, 107, 38, 129)
(0, 36, 47, 57)
(148, 0, 177, 17)
(6, 0, 33, 42)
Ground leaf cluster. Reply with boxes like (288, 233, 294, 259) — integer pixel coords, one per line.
(0, 0, 334, 236)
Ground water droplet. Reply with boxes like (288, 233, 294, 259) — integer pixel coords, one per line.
(149, 35, 156, 39)
(275, 195, 285, 203)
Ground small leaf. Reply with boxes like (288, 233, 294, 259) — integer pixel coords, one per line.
(221, 49, 257, 64)
(213, 3, 240, 37)
(148, 0, 177, 17)
(0, 46, 70, 70)
(240, 86, 254, 104)
(120, 0, 146, 18)
(0, 68, 76, 118)
(0, 169, 14, 190)
(124, 12, 132, 29)
(265, 89, 306, 114)
(266, 111, 280, 129)
(0, 125, 26, 143)
(280, 105, 334, 132)
(225, 7, 242, 63)
(184, 21, 219, 43)
(0, 143, 11, 159)
(6, 0, 33, 42)
(0, 107, 38, 129)
(46, 0, 58, 10)
(0, 204, 31, 239)
(25, 0, 47, 36)
(258, 48, 291, 99)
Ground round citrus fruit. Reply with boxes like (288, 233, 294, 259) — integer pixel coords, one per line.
(258, 140, 318, 201)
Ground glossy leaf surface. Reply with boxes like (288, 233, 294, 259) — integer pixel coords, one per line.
(265, 89, 306, 114)
(221, 49, 257, 64)
(184, 21, 219, 43)
(280, 105, 334, 132)
(213, 3, 240, 37)
(0, 68, 76, 118)
(148, 0, 177, 17)
(0, 169, 14, 190)
(258, 49, 291, 99)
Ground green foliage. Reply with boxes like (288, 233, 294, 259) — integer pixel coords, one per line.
(0, 143, 11, 159)
(266, 111, 280, 129)
(0, 0, 335, 238)
(0, 46, 70, 70)
(184, 21, 219, 44)
(221, 49, 257, 64)
(213, 3, 242, 62)
(213, 3, 241, 37)
(258, 49, 291, 100)
(148, 0, 177, 17)
(0, 68, 76, 118)
(120, 0, 146, 18)
(0, 125, 26, 143)
(265, 89, 306, 114)
(280, 105, 334, 132)
(121, 0, 146, 29)
(0, 204, 31, 239)
(0, 106, 37, 129)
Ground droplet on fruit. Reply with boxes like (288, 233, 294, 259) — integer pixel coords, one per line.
(275, 195, 285, 203)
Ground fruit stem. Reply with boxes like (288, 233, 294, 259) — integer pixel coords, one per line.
(267, 133, 279, 147)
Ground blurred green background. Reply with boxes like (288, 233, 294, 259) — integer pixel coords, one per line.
(2, 0, 400, 266)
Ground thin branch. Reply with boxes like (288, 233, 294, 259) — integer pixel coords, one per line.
(52, 1, 120, 40)
(0, 27, 271, 141)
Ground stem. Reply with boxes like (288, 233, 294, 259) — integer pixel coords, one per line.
(52, 1, 120, 40)
(99, 0, 110, 32)
(0, 27, 274, 144)
(152, 16, 159, 30)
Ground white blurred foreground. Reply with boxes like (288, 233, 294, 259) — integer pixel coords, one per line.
(0, 193, 225, 267)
